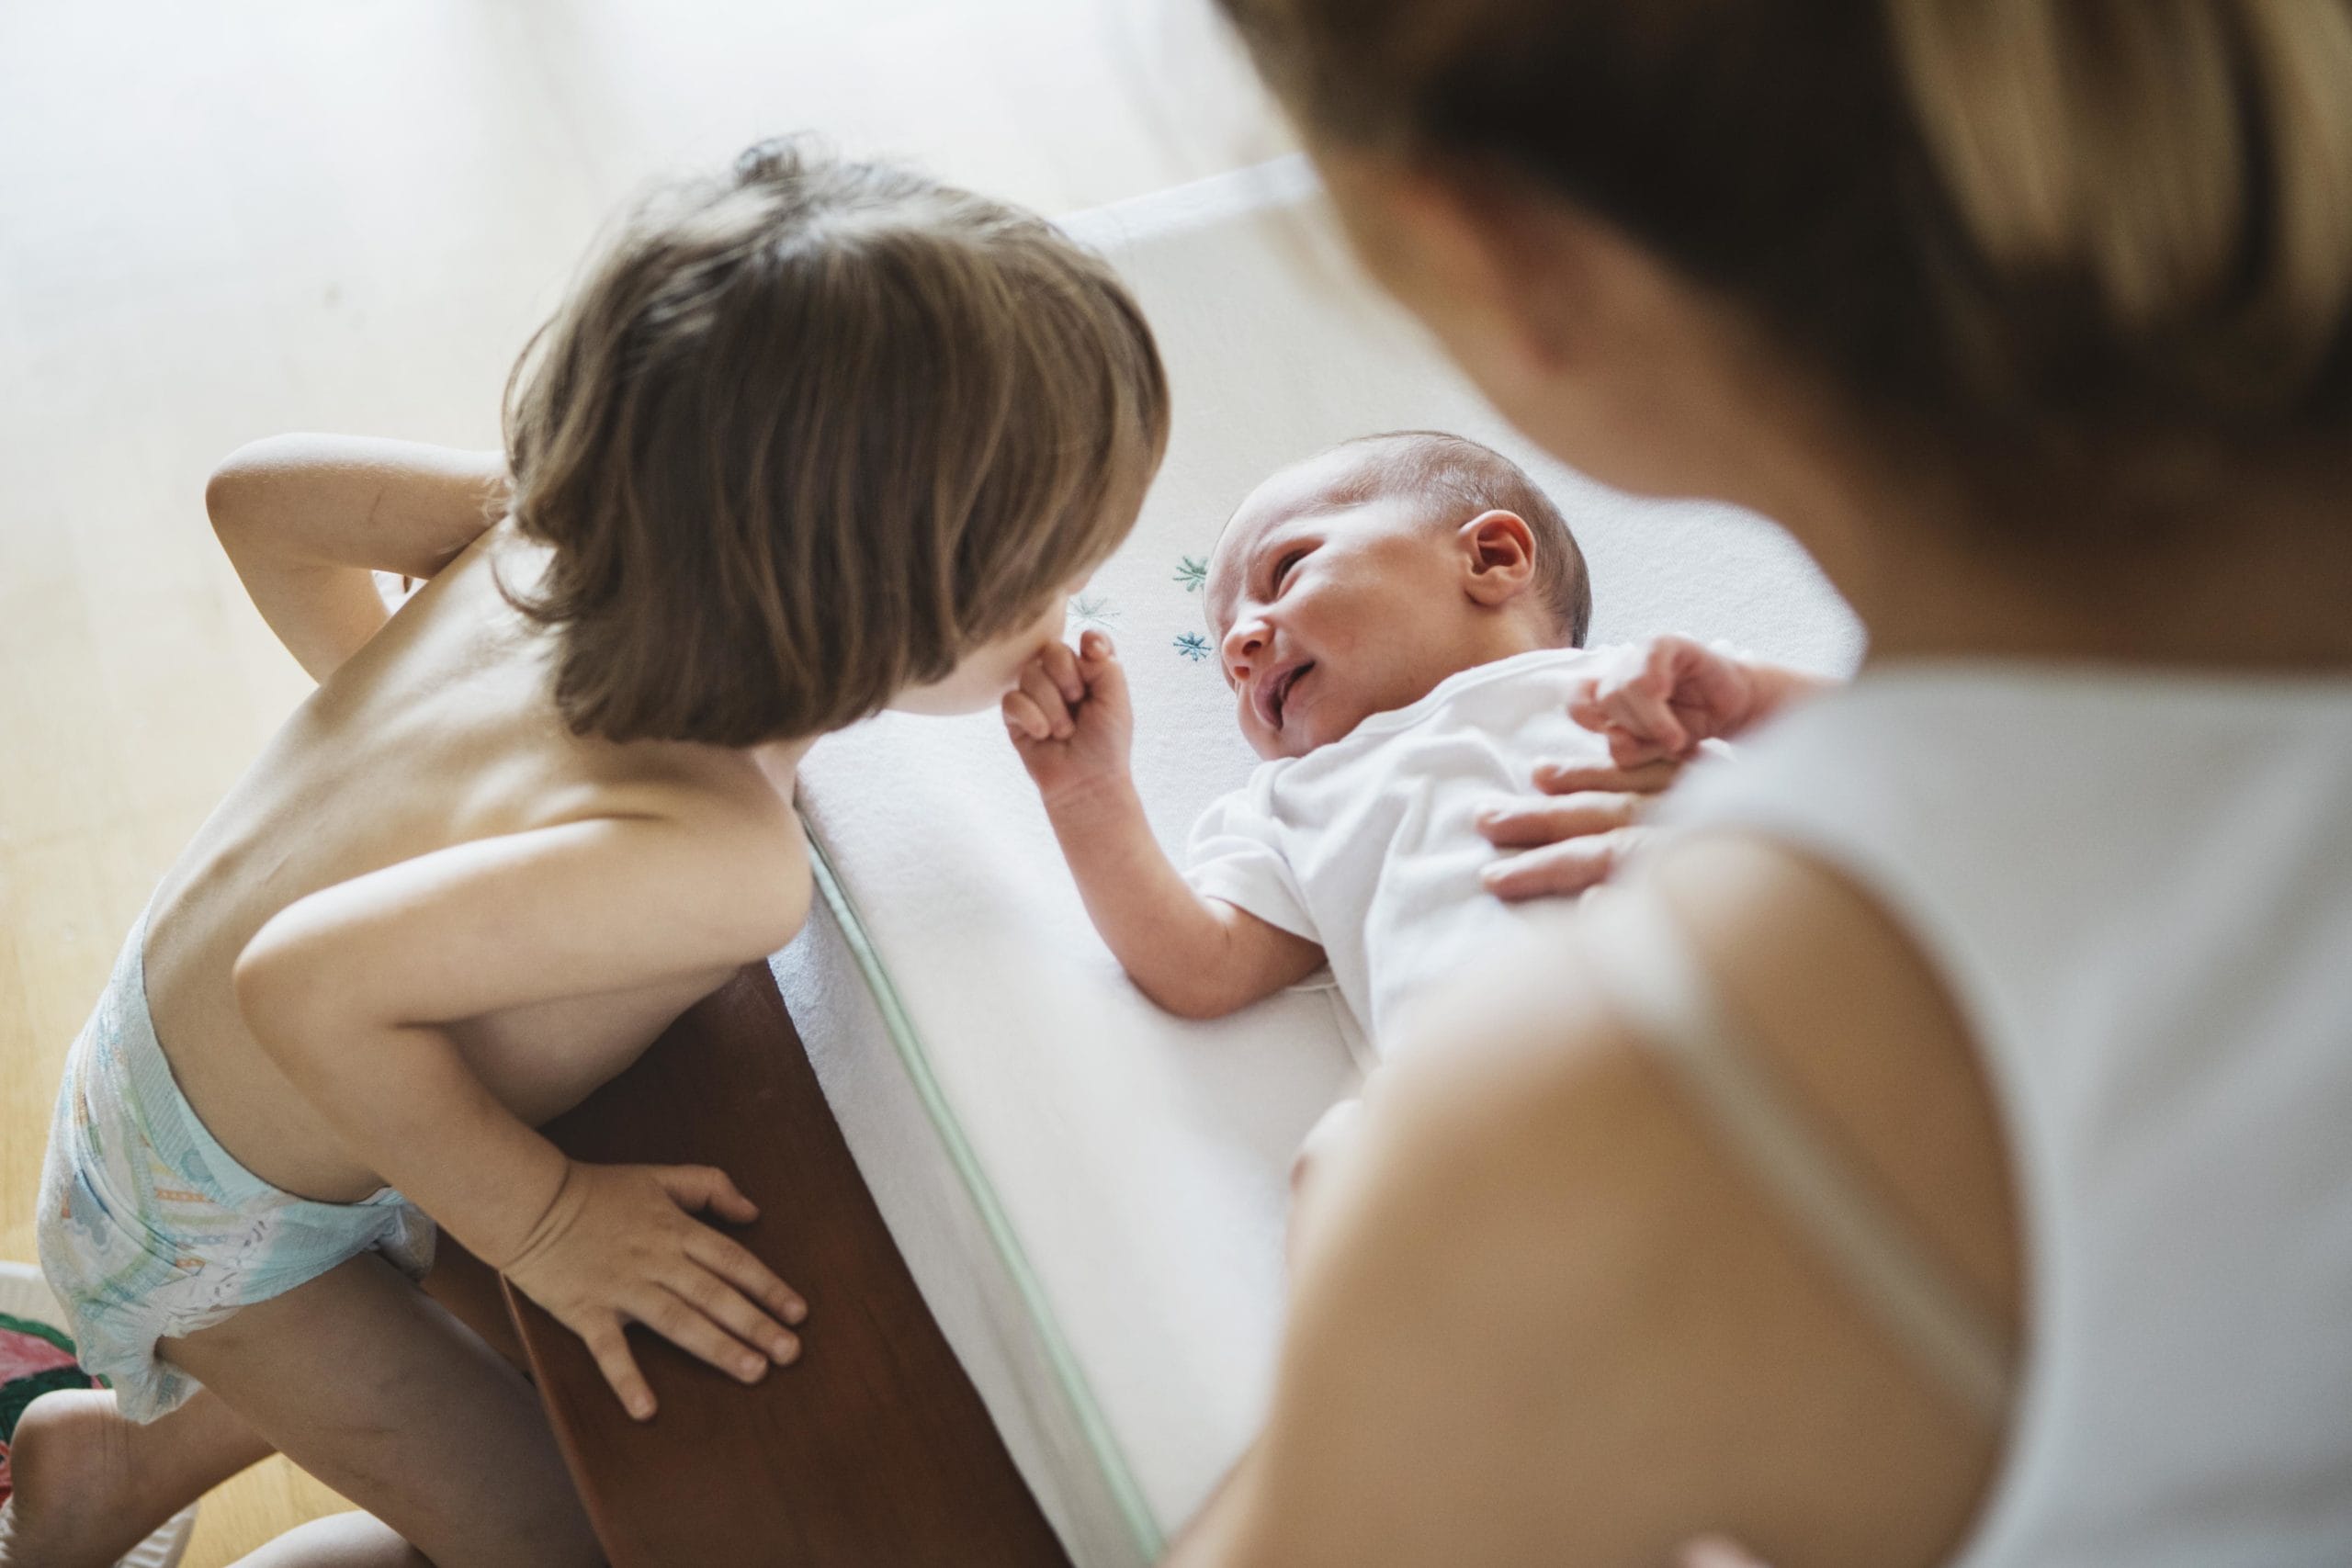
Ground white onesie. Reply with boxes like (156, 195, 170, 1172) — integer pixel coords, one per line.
(1186, 647, 1617, 1059)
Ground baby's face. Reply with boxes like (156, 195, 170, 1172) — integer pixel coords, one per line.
(1206, 450, 1494, 761)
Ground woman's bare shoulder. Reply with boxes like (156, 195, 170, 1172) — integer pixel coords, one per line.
(1194, 834, 2018, 1568)
(1643, 831, 2023, 1315)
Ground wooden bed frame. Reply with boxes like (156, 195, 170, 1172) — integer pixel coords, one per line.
(481, 962, 1074, 1566)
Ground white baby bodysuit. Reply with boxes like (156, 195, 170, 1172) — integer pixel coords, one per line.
(1186, 646, 1619, 1059)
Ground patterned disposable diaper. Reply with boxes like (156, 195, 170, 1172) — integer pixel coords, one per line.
(35, 913, 434, 1422)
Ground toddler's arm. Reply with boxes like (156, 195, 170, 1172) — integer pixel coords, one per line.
(232, 804, 811, 1419)
(1571, 636, 1838, 766)
(1006, 633, 1326, 1021)
(207, 433, 509, 682)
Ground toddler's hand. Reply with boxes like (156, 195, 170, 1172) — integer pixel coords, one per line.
(1003, 631, 1135, 808)
(500, 1160, 808, 1421)
(1569, 635, 1765, 767)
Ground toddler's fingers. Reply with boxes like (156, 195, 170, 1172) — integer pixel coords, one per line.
(1078, 629, 1117, 669)
(636, 1286, 769, 1386)
(656, 1165, 759, 1224)
(666, 1270, 799, 1369)
(1018, 662, 1074, 739)
(687, 1227, 809, 1328)
(582, 1318, 658, 1421)
(1003, 691, 1054, 742)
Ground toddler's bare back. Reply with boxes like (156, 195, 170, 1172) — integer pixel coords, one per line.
(141, 521, 807, 1204)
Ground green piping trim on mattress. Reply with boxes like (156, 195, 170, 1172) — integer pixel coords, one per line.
(805, 832, 1168, 1562)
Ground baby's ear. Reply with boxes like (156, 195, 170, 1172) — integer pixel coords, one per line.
(1458, 510, 1538, 606)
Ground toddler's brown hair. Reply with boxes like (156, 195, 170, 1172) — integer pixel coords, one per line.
(503, 139, 1170, 745)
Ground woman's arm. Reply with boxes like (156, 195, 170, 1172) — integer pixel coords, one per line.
(207, 433, 509, 682)
(1169, 837, 2019, 1567)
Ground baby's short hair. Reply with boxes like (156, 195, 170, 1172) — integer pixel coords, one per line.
(503, 139, 1170, 745)
(1335, 431, 1591, 646)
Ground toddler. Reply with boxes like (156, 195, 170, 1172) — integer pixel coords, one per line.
(28, 141, 1168, 1567)
(1004, 432, 1820, 1058)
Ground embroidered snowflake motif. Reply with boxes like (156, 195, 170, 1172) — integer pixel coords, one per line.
(1173, 556, 1208, 593)
(1173, 631, 1213, 662)
(1066, 592, 1120, 632)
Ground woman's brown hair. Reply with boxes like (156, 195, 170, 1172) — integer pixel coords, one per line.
(503, 139, 1170, 745)
(1216, 0, 2352, 530)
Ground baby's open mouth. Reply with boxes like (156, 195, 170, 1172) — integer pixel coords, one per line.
(1265, 661, 1313, 728)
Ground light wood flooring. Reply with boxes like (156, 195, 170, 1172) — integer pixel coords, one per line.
(0, 4, 1283, 1559)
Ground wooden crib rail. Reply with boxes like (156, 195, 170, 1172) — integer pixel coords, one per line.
(500, 960, 1072, 1567)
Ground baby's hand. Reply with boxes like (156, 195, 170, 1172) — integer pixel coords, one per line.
(1003, 630, 1135, 808)
(499, 1160, 808, 1421)
(1569, 636, 1766, 767)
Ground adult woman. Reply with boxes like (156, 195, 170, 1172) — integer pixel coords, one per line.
(1174, 4, 2352, 1564)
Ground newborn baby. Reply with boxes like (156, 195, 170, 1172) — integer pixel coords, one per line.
(1004, 431, 1814, 1059)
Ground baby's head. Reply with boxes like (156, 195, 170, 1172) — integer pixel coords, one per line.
(1207, 433, 1589, 760)
(502, 139, 1169, 746)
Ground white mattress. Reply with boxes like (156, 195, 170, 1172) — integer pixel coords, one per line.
(771, 157, 1864, 1567)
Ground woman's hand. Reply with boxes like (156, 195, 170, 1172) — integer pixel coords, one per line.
(1476, 758, 1683, 901)
(499, 1160, 809, 1421)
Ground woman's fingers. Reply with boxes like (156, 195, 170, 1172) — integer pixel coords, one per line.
(581, 1318, 658, 1421)
(1476, 793, 1641, 848)
(1532, 758, 1683, 795)
(1481, 827, 1652, 901)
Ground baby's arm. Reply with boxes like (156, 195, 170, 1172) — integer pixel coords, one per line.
(1006, 633, 1326, 1021)
(207, 434, 509, 682)
(232, 804, 811, 1419)
(1570, 635, 1839, 766)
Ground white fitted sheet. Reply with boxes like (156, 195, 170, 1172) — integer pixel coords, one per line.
(771, 157, 1863, 1566)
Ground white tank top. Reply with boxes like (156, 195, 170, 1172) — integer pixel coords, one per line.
(1642, 663, 2352, 1565)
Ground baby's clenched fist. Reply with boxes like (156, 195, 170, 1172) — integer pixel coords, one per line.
(1003, 630, 1136, 807)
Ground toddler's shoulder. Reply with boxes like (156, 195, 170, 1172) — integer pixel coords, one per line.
(604, 768, 814, 946)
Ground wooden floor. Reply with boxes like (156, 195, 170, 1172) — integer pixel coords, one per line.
(0, 5, 1282, 1560)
